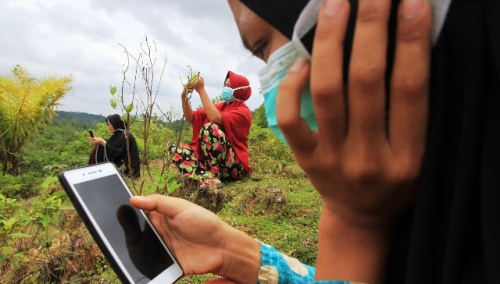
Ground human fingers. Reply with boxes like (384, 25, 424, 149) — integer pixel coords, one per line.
(130, 195, 192, 219)
(195, 77, 205, 91)
(389, 0, 432, 156)
(310, 0, 350, 146)
(347, 0, 392, 143)
(276, 59, 317, 154)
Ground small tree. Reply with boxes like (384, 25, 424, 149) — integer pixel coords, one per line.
(0, 65, 72, 175)
(253, 103, 268, 128)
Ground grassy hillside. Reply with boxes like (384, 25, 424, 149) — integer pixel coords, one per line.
(0, 112, 321, 283)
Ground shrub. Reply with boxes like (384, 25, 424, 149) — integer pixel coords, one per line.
(248, 126, 294, 174)
(0, 173, 41, 199)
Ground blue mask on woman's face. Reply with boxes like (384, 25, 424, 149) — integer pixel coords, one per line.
(257, 0, 322, 145)
(221, 86, 249, 103)
(258, 41, 318, 145)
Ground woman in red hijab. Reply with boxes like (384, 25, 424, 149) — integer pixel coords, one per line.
(170, 71, 252, 189)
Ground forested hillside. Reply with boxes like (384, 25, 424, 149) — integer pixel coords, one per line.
(54, 111, 105, 126)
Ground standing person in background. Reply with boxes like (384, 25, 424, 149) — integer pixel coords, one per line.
(89, 114, 141, 179)
(170, 71, 252, 190)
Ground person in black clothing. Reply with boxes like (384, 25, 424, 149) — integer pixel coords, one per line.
(89, 114, 140, 179)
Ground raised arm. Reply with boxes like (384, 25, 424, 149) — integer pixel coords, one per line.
(181, 87, 194, 122)
(189, 77, 223, 125)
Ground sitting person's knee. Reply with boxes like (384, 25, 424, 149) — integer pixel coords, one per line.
(202, 122, 218, 131)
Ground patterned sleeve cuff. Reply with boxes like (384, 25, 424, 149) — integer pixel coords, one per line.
(257, 242, 316, 284)
(309, 280, 358, 284)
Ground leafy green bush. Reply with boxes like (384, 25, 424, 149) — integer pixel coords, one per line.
(0, 173, 41, 199)
(248, 126, 295, 174)
(0, 193, 63, 279)
(252, 103, 268, 128)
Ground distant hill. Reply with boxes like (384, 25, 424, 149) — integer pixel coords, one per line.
(54, 111, 105, 125)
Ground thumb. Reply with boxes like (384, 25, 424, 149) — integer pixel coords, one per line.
(130, 195, 193, 219)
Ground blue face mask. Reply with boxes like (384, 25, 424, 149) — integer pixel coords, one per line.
(258, 0, 323, 145)
(258, 41, 318, 145)
(221, 86, 249, 103)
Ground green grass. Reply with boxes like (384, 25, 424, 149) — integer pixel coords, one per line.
(0, 162, 322, 283)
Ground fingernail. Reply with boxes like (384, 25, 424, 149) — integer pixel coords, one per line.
(130, 196, 145, 201)
(290, 58, 306, 73)
(324, 0, 343, 18)
(402, 0, 424, 20)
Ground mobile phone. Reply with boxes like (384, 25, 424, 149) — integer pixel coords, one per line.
(58, 162, 183, 284)
(88, 130, 95, 137)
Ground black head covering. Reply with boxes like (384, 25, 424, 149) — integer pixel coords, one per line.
(106, 114, 125, 130)
(242, 0, 500, 283)
(238, 0, 308, 40)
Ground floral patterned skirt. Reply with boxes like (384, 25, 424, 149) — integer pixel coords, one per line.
(170, 122, 245, 186)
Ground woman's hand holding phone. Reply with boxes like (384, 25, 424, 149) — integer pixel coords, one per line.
(130, 195, 260, 284)
(88, 135, 106, 146)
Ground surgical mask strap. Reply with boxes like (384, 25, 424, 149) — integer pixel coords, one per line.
(230, 86, 250, 102)
(232, 86, 250, 91)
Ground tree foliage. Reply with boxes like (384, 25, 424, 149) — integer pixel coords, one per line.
(0, 65, 72, 175)
(253, 103, 268, 128)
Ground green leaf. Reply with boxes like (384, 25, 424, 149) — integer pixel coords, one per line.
(110, 85, 117, 95)
(41, 176, 59, 188)
(52, 190, 67, 198)
(125, 103, 134, 113)
(2, 218, 17, 230)
(3, 246, 12, 255)
(60, 206, 75, 210)
(168, 182, 180, 195)
(9, 233, 30, 238)
(110, 99, 118, 109)
(166, 174, 174, 183)
(13, 252, 25, 259)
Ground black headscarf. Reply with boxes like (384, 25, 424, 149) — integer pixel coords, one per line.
(94, 114, 140, 178)
(240, 0, 500, 282)
(106, 114, 126, 130)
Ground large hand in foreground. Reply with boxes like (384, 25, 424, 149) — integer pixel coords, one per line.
(129, 195, 259, 283)
(277, 0, 433, 228)
(277, 0, 433, 281)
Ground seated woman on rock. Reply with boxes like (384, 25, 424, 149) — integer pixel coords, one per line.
(170, 71, 252, 189)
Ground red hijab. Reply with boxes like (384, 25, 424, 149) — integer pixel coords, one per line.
(189, 71, 253, 172)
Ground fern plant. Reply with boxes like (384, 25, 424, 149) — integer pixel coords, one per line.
(0, 65, 72, 175)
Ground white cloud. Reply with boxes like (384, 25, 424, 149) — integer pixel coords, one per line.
(0, 0, 266, 117)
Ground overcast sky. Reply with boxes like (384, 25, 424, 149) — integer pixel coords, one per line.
(0, 0, 266, 117)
